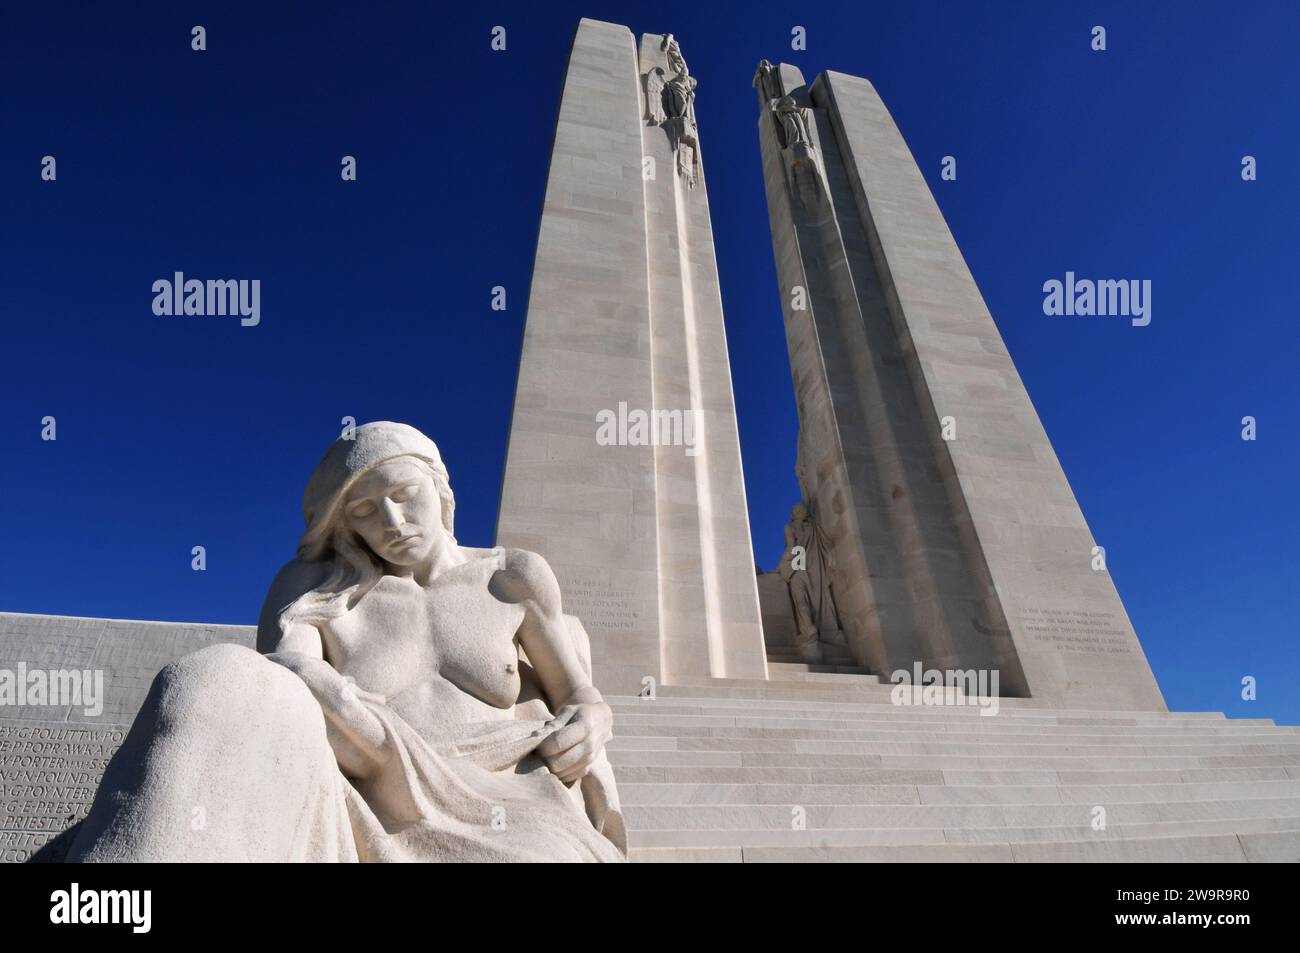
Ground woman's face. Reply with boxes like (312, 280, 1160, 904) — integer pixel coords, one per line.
(343, 458, 444, 567)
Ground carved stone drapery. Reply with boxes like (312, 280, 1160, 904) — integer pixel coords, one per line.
(756, 63, 828, 210)
(778, 498, 845, 659)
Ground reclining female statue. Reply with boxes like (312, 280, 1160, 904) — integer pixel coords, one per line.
(70, 422, 626, 862)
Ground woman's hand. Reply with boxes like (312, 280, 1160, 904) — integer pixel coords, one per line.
(491, 547, 615, 784)
(536, 700, 613, 785)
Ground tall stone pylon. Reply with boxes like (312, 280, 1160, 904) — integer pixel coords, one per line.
(496, 20, 767, 694)
(753, 61, 1165, 711)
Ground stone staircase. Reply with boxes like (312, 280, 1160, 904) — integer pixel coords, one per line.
(764, 631, 877, 679)
(606, 677, 1300, 862)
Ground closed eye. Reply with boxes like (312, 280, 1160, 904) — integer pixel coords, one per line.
(390, 483, 419, 503)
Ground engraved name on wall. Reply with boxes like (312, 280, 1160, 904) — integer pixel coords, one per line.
(0, 722, 126, 862)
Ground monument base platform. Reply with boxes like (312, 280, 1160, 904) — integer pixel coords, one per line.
(1, 612, 1295, 863)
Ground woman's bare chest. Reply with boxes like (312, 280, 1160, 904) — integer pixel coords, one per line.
(322, 563, 526, 708)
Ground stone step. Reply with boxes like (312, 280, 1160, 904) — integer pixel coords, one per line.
(672, 685, 1111, 708)
(607, 736, 1300, 758)
(610, 717, 1287, 741)
(764, 663, 882, 682)
(945, 816, 1300, 845)
(621, 796, 1300, 831)
(616, 778, 1300, 806)
(765, 645, 857, 664)
(610, 694, 1241, 722)
(766, 655, 862, 667)
(631, 846, 749, 863)
(611, 764, 1300, 786)
(610, 708, 1247, 732)
(631, 826, 951, 848)
(660, 679, 939, 702)
(603, 722, 1294, 748)
(609, 700, 1285, 731)
(606, 683, 1296, 862)
(608, 696, 1279, 722)
(628, 815, 1300, 849)
(628, 827, 1300, 862)
(883, 753, 1300, 770)
(607, 749, 1300, 771)
(944, 765, 1300, 784)
(608, 720, 1295, 743)
(608, 719, 1288, 741)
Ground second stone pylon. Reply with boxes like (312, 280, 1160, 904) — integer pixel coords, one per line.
(496, 19, 768, 694)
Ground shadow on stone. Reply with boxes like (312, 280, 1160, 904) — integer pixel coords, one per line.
(28, 822, 81, 863)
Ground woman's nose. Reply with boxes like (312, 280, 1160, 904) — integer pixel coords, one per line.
(380, 498, 403, 528)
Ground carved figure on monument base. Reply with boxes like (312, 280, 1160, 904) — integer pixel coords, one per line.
(778, 500, 847, 661)
(69, 422, 625, 862)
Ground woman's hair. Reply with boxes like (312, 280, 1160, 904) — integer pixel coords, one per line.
(277, 454, 456, 632)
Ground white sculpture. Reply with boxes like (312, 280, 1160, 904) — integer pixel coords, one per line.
(774, 95, 812, 149)
(643, 66, 667, 125)
(70, 422, 625, 862)
(644, 34, 700, 188)
(661, 33, 687, 76)
(772, 94, 825, 208)
(779, 500, 844, 660)
(752, 59, 782, 106)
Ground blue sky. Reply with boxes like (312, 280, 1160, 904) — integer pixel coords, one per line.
(1, 2, 1295, 725)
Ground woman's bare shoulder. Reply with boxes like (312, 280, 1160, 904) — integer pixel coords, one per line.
(256, 559, 331, 652)
(480, 546, 561, 615)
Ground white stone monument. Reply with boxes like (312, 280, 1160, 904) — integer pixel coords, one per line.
(496, 20, 769, 695)
(753, 62, 1165, 711)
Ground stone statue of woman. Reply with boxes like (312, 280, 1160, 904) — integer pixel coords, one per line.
(69, 422, 625, 862)
(778, 499, 843, 660)
(774, 95, 812, 150)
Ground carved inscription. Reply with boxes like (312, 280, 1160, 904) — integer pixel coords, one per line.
(1021, 607, 1135, 655)
(563, 575, 640, 632)
(0, 722, 125, 861)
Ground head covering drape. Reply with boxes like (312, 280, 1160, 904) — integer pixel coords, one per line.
(299, 422, 454, 554)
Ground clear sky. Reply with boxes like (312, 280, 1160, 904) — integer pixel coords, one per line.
(1, 2, 1296, 725)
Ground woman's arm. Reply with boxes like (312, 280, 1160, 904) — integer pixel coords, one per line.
(266, 619, 392, 781)
(257, 559, 392, 778)
(490, 549, 613, 784)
